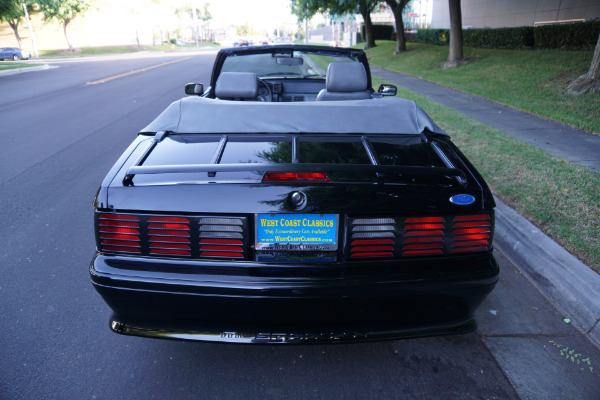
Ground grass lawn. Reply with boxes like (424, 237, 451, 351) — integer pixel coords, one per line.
(364, 41, 600, 135)
(372, 75, 600, 272)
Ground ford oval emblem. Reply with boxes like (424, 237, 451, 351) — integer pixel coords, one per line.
(450, 194, 475, 205)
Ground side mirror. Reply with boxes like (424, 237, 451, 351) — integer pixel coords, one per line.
(378, 84, 397, 97)
(185, 83, 204, 96)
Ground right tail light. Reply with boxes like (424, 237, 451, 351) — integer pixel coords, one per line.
(348, 213, 493, 259)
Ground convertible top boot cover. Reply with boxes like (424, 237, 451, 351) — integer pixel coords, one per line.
(140, 97, 446, 136)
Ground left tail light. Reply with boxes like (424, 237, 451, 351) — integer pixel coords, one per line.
(98, 213, 141, 254)
(96, 213, 248, 260)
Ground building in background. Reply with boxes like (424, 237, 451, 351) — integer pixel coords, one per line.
(430, 0, 600, 28)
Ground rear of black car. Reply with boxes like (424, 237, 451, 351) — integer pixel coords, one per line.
(90, 126, 498, 343)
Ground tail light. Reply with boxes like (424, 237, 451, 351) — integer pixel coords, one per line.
(98, 213, 141, 254)
(348, 213, 493, 259)
(198, 217, 245, 258)
(402, 217, 445, 256)
(96, 213, 248, 259)
(349, 218, 397, 258)
(148, 216, 191, 256)
(450, 214, 492, 253)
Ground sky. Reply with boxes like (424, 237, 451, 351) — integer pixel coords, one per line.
(210, 0, 299, 31)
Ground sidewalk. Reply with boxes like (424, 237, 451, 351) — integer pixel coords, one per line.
(371, 65, 600, 174)
(370, 65, 600, 349)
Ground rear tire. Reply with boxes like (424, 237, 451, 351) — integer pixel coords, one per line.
(13, 55, 20, 61)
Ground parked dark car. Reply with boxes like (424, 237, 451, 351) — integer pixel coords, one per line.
(90, 45, 498, 344)
(0, 47, 30, 61)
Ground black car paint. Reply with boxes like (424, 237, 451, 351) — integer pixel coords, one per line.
(90, 45, 498, 343)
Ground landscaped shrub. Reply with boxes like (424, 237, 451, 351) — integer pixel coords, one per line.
(463, 27, 535, 49)
(534, 20, 600, 50)
(416, 29, 449, 45)
(416, 21, 599, 50)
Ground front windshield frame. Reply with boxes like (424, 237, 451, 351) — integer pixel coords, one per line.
(220, 50, 361, 80)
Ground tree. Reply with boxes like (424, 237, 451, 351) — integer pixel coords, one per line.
(175, 2, 211, 43)
(385, 0, 410, 54)
(39, 0, 92, 51)
(290, 0, 378, 50)
(444, 0, 463, 68)
(563, 33, 600, 96)
(357, 0, 378, 49)
(0, 0, 36, 48)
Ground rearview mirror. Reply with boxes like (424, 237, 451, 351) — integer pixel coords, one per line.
(378, 84, 397, 97)
(276, 57, 303, 66)
(185, 83, 204, 96)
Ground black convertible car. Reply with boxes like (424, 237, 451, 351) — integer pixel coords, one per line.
(90, 45, 498, 343)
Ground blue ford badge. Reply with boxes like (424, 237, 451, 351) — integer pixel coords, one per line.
(450, 194, 475, 205)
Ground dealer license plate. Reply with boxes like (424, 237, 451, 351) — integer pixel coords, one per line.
(255, 214, 338, 251)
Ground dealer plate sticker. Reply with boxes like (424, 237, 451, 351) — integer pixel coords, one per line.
(255, 214, 338, 251)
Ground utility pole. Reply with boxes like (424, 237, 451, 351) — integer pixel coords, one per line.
(304, 1, 308, 44)
(22, 2, 39, 58)
(192, 1, 199, 46)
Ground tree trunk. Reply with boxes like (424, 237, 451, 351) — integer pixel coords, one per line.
(63, 18, 74, 51)
(8, 20, 23, 48)
(386, 1, 408, 54)
(563, 34, 600, 95)
(392, 7, 406, 54)
(445, 0, 463, 68)
(362, 8, 376, 49)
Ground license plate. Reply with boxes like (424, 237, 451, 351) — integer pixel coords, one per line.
(255, 214, 338, 251)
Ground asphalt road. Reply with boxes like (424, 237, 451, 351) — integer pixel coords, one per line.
(1, 51, 599, 400)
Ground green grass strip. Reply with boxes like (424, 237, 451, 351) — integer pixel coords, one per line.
(365, 41, 600, 135)
(38, 43, 219, 58)
(0, 62, 43, 71)
(372, 76, 600, 272)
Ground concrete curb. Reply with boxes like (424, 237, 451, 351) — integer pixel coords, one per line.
(494, 196, 600, 348)
(0, 64, 55, 76)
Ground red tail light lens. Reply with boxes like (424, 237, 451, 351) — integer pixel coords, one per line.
(148, 216, 191, 256)
(262, 172, 330, 182)
(450, 214, 492, 253)
(98, 213, 141, 254)
(402, 216, 445, 256)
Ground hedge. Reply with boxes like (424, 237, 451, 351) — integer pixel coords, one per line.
(416, 29, 449, 45)
(416, 20, 600, 50)
(534, 20, 600, 50)
(463, 26, 534, 49)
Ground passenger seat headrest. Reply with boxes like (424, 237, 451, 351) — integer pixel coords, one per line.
(326, 63, 368, 92)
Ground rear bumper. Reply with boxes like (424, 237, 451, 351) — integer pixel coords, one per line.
(90, 252, 499, 343)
